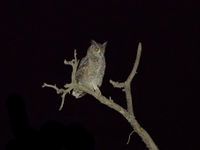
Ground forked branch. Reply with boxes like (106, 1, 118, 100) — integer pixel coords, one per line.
(42, 42, 159, 150)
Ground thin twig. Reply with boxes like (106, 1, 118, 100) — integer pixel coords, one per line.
(109, 80, 125, 88)
(59, 87, 73, 111)
(126, 130, 135, 144)
(42, 83, 63, 94)
(127, 42, 142, 83)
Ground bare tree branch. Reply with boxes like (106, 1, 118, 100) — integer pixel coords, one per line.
(110, 42, 142, 115)
(42, 42, 159, 150)
(127, 42, 142, 83)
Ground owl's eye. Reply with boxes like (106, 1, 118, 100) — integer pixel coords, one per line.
(95, 48, 99, 51)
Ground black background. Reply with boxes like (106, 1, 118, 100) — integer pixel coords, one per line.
(0, 0, 199, 150)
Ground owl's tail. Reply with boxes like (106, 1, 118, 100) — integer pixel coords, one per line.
(72, 88, 86, 99)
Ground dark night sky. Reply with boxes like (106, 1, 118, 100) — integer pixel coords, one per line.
(0, 0, 199, 150)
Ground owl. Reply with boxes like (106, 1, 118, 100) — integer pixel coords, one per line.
(72, 40, 107, 98)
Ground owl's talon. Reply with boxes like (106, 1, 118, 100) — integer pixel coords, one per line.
(64, 83, 71, 88)
(95, 88, 101, 96)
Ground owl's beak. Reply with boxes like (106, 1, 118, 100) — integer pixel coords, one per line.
(100, 51, 104, 57)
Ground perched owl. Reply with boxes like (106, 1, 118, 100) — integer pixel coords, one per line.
(72, 40, 107, 98)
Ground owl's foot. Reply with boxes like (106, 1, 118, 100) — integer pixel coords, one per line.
(95, 88, 101, 96)
(92, 83, 101, 96)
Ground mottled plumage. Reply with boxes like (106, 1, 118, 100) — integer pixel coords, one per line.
(72, 40, 107, 98)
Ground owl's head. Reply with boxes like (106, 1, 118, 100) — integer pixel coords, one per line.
(87, 40, 107, 58)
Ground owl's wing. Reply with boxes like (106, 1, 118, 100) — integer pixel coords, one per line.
(75, 56, 89, 82)
(97, 60, 106, 87)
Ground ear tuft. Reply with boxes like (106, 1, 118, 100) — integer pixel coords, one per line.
(103, 41, 108, 48)
(91, 40, 97, 45)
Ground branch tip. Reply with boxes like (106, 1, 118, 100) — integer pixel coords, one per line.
(109, 79, 124, 88)
(74, 49, 77, 59)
